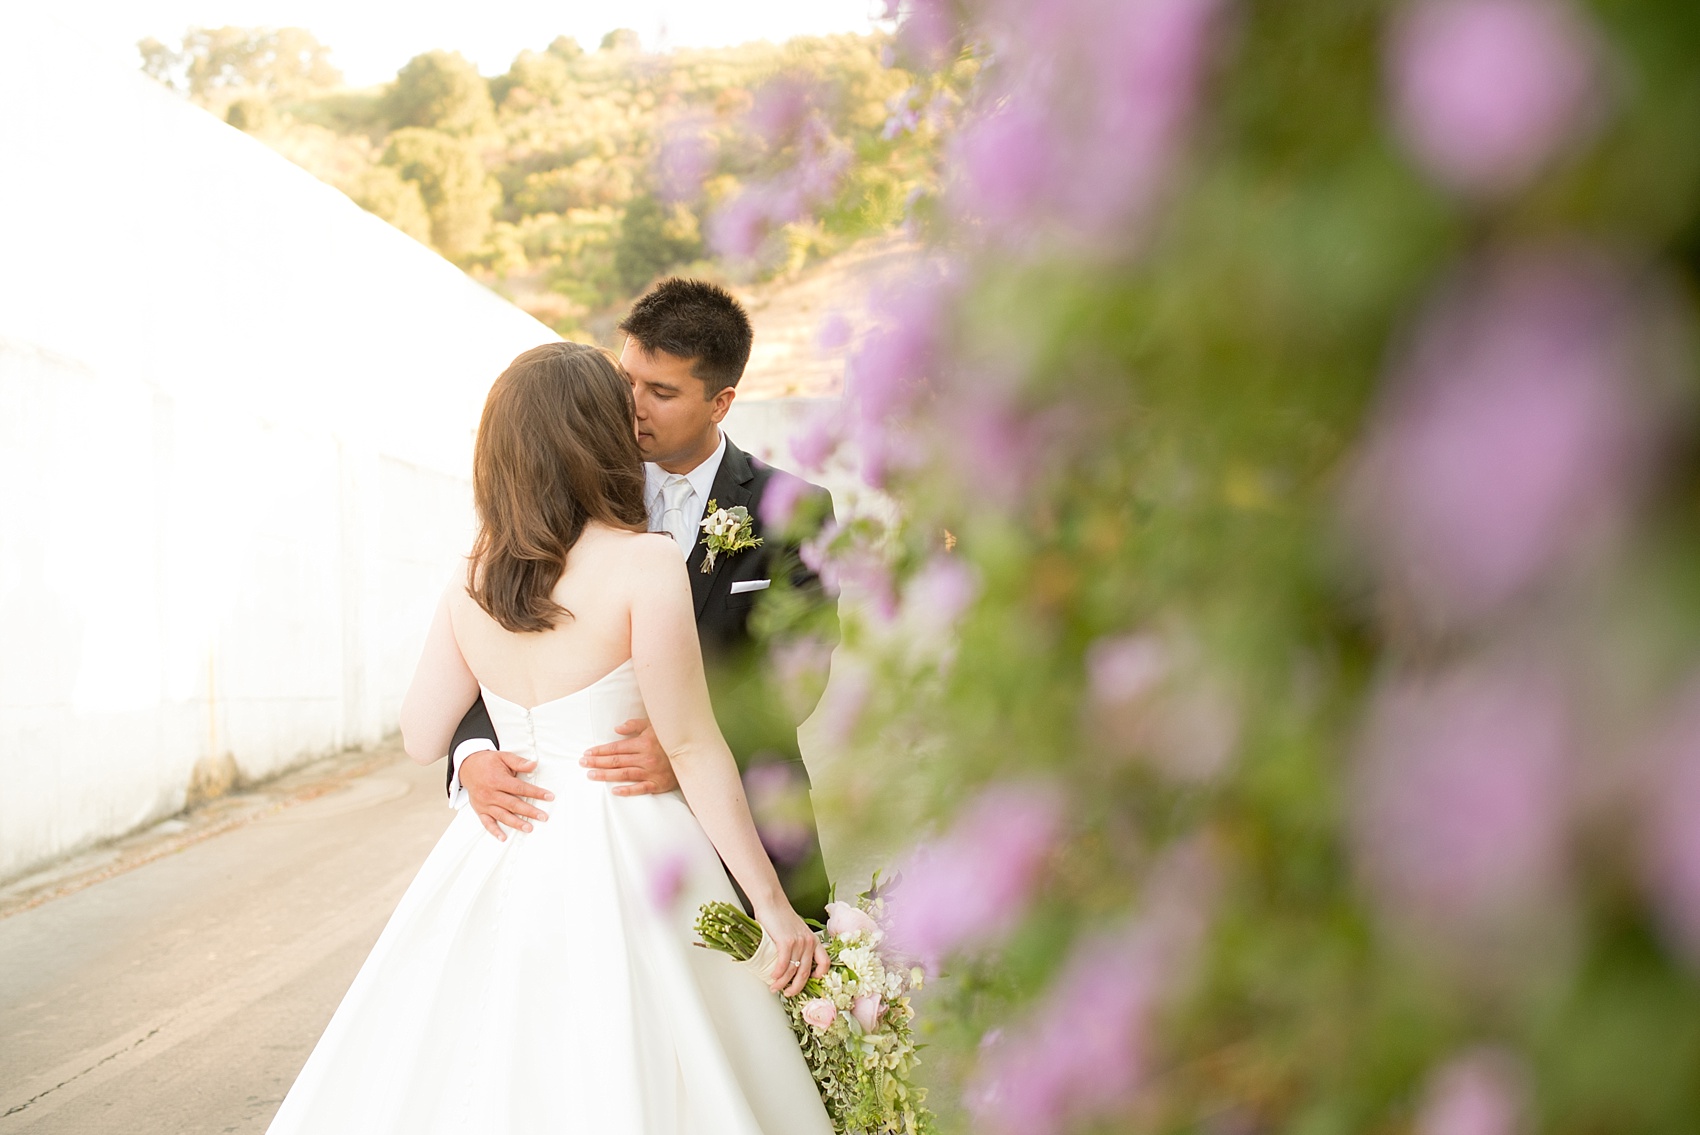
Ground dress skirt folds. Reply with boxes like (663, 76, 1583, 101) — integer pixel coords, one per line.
(266, 661, 833, 1135)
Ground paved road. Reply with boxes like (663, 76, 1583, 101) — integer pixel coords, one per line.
(0, 744, 449, 1134)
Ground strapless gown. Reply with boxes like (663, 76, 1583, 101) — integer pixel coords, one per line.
(266, 659, 834, 1135)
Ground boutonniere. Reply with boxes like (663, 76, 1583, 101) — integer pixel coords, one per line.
(698, 500, 763, 573)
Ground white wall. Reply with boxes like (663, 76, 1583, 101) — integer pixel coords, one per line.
(0, 16, 556, 881)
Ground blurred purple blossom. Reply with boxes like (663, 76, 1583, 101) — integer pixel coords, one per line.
(649, 850, 689, 911)
(758, 470, 807, 531)
(656, 112, 714, 204)
(748, 74, 812, 144)
(1087, 631, 1239, 782)
(844, 268, 955, 486)
(934, 384, 1047, 507)
(951, 0, 1225, 250)
(1088, 633, 1170, 706)
(884, 782, 1063, 966)
(964, 840, 1218, 1134)
(1351, 250, 1647, 623)
(746, 761, 815, 865)
(1643, 679, 1700, 965)
(1353, 661, 1571, 929)
(813, 659, 872, 747)
(708, 89, 852, 261)
(893, 0, 960, 67)
(903, 555, 978, 630)
(1415, 1047, 1529, 1135)
(1390, 0, 1605, 197)
(789, 412, 842, 474)
(770, 635, 835, 722)
(815, 311, 853, 352)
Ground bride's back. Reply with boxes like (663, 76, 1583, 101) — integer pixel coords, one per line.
(450, 522, 674, 708)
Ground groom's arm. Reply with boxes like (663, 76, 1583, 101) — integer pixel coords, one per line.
(445, 696, 498, 805)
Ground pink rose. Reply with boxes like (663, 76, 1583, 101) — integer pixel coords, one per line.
(851, 994, 884, 1034)
(801, 998, 838, 1030)
(824, 901, 883, 942)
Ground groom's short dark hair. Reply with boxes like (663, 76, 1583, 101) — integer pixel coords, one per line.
(619, 278, 753, 396)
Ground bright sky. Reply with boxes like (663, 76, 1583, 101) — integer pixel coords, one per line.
(57, 0, 883, 86)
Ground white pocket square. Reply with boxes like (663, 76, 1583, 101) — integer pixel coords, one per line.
(729, 579, 772, 595)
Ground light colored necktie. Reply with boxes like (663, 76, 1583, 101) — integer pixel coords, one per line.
(658, 474, 695, 558)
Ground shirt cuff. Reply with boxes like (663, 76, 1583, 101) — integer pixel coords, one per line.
(449, 738, 498, 810)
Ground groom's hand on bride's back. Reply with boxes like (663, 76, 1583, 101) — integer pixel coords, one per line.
(579, 720, 679, 796)
(461, 749, 554, 841)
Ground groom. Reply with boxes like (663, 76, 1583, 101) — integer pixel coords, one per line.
(446, 277, 837, 919)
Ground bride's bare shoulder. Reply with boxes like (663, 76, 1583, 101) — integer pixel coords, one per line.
(579, 523, 685, 576)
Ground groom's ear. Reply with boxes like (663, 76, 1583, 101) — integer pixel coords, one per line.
(708, 382, 737, 424)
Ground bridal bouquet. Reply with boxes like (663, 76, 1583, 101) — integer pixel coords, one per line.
(695, 884, 936, 1135)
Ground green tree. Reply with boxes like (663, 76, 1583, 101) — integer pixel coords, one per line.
(491, 49, 572, 109)
(547, 35, 584, 61)
(140, 26, 342, 101)
(385, 50, 495, 136)
(347, 165, 433, 245)
(599, 28, 642, 53)
(382, 128, 499, 261)
(224, 96, 276, 132)
(613, 194, 702, 292)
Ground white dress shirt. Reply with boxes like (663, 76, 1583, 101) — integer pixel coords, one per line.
(447, 430, 728, 808)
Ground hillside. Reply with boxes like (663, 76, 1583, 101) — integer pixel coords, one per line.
(139, 27, 958, 342)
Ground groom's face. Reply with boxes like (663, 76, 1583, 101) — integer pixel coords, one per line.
(621, 339, 734, 470)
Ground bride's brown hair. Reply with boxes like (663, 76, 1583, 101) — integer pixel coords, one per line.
(469, 342, 648, 632)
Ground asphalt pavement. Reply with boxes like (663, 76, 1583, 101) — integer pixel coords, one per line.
(0, 741, 449, 1134)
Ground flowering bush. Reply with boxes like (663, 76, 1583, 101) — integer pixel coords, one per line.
(739, 0, 1700, 1130)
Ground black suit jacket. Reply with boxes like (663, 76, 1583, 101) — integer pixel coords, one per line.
(446, 434, 837, 917)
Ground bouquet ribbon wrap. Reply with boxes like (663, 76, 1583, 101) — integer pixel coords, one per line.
(740, 925, 779, 981)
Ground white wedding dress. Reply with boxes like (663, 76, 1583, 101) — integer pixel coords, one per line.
(267, 659, 834, 1135)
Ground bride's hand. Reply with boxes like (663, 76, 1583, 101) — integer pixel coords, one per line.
(754, 899, 830, 997)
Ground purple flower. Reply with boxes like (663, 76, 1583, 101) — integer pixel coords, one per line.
(1415, 1047, 1529, 1135)
(1352, 660, 1571, 929)
(815, 311, 853, 352)
(950, 105, 1056, 230)
(950, 0, 1224, 250)
(894, 0, 959, 67)
(745, 761, 814, 865)
(964, 840, 1217, 1135)
(769, 635, 835, 722)
(759, 471, 807, 531)
(1087, 633, 1171, 707)
(1350, 250, 1647, 623)
(1390, 0, 1605, 197)
(902, 554, 978, 633)
(1087, 631, 1239, 782)
(649, 851, 689, 911)
(788, 413, 841, 473)
(748, 74, 812, 144)
(656, 112, 714, 204)
(1643, 679, 1700, 965)
(884, 782, 1063, 964)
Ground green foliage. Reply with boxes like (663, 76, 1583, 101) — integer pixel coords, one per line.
(800, 0, 1700, 1131)
(384, 50, 495, 136)
(614, 195, 704, 293)
(139, 26, 341, 101)
(381, 128, 499, 261)
(347, 165, 433, 245)
(143, 26, 941, 319)
(600, 29, 643, 53)
(490, 49, 573, 109)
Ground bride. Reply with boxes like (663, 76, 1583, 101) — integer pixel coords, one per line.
(267, 342, 835, 1134)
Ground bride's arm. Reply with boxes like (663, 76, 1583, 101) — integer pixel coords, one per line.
(627, 536, 829, 994)
(399, 586, 480, 766)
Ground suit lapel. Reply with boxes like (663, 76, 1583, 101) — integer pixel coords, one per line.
(691, 436, 757, 618)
